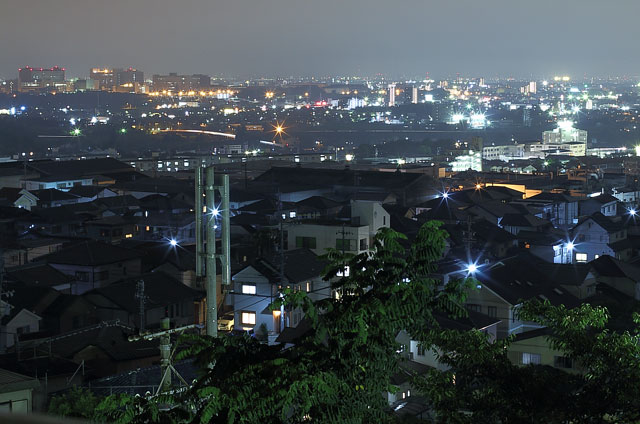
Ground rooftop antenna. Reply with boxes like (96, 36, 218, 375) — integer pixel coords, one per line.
(128, 318, 197, 394)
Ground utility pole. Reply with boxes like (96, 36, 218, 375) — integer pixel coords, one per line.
(196, 166, 231, 337)
(205, 167, 217, 337)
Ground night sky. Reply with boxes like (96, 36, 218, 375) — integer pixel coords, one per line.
(1, 0, 639, 79)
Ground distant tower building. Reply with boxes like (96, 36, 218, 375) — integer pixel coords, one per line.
(411, 86, 418, 104)
(540, 120, 588, 156)
(90, 68, 115, 90)
(388, 83, 396, 107)
(18, 66, 65, 92)
(523, 108, 532, 127)
(116, 67, 144, 86)
(529, 81, 537, 94)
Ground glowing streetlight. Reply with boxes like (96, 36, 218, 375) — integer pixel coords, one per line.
(212, 207, 220, 217)
(475, 184, 482, 190)
(120, 128, 127, 134)
(466, 263, 478, 274)
(442, 192, 449, 199)
(566, 241, 574, 251)
(169, 239, 178, 247)
(71, 128, 81, 136)
(629, 208, 637, 217)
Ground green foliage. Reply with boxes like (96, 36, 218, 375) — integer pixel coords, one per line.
(418, 300, 640, 423)
(93, 221, 640, 423)
(48, 386, 101, 420)
(96, 221, 469, 424)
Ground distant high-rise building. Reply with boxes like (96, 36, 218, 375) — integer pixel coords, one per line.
(529, 81, 537, 94)
(388, 83, 396, 107)
(18, 66, 65, 92)
(116, 67, 144, 86)
(152, 73, 211, 92)
(534, 120, 587, 157)
(411, 86, 418, 104)
(90, 68, 115, 90)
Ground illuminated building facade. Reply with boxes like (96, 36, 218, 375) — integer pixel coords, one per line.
(388, 83, 396, 107)
(18, 66, 66, 92)
(90, 68, 115, 89)
(537, 120, 587, 157)
(152, 73, 211, 92)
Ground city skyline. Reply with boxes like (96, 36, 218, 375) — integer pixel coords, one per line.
(1, 0, 640, 79)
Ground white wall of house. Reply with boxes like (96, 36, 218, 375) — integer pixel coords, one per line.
(0, 388, 34, 413)
(571, 219, 623, 263)
(287, 224, 370, 255)
(5, 309, 41, 348)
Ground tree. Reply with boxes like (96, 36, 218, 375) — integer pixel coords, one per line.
(96, 222, 472, 423)
(48, 386, 102, 420)
(416, 301, 640, 423)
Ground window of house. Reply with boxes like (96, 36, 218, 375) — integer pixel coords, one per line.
(241, 311, 256, 326)
(522, 353, 541, 365)
(75, 271, 90, 282)
(295, 236, 317, 249)
(594, 254, 599, 259)
(289, 211, 296, 218)
(359, 238, 368, 251)
(335, 238, 355, 251)
(306, 282, 312, 292)
(16, 325, 30, 335)
(466, 304, 481, 313)
(575, 253, 588, 263)
(554, 356, 573, 368)
(241, 284, 257, 295)
(487, 306, 497, 318)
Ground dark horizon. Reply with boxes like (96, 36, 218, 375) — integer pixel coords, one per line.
(1, 0, 640, 80)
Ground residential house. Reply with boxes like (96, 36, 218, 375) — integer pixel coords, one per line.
(518, 192, 580, 228)
(579, 193, 619, 217)
(445, 254, 580, 338)
(0, 369, 40, 413)
(590, 255, 640, 300)
(499, 213, 552, 236)
(84, 272, 205, 329)
(571, 213, 632, 263)
(229, 249, 330, 341)
(508, 328, 576, 371)
(38, 240, 143, 294)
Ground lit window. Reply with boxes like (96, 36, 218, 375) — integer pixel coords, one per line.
(289, 211, 296, 218)
(522, 352, 541, 365)
(594, 254, 599, 259)
(575, 253, 588, 263)
(241, 284, 256, 295)
(241, 312, 256, 325)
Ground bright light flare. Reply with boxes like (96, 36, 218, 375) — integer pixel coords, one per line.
(169, 239, 178, 247)
(466, 263, 478, 274)
(566, 241, 574, 251)
(629, 208, 637, 217)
